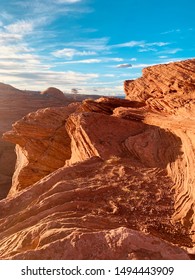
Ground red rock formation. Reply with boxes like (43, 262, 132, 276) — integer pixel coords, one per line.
(0, 157, 189, 259)
(3, 103, 79, 196)
(124, 59, 195, 244)
(0, 83, 98, 199)
(0, 84, 72, 199)
(66, 112, 145, 164)
(124, 59, 195, 106)
(1, 59, 195, 259)
(80, 97, 145, 114)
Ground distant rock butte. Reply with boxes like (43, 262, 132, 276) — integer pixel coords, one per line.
(1, 59, 195, 259)
(40, 87, 67, 101)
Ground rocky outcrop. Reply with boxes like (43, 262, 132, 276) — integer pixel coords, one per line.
(1, 59, 195, 259)
(66, 112, 145, 164)
(124, 59, 195, 243)
(79, 97, 145, 114)
(0, 83, 98, 199)
(0, 84, 72, 199)
(3, 103, 79, 196)
(124, 59, 195, 109)
(0, 157, 189, 259)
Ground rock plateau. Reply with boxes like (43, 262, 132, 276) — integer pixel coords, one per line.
(1, 58, 195, 260)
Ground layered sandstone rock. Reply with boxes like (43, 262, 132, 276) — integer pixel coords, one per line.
(0, 83, 98, 199)
(3, 103, 79, 196)
(124, 59, 195, 107)
(124, 59, 195, 242)
(0, 84, 72, 199)
(66, 112, 145, 164)
(0, 157, 189, 259)
(1, 59, 195, 259)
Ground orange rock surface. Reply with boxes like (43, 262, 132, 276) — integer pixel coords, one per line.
(3, 104, 79, 196)
(0, 84, 72, 198)
(1, 59, 195, 259)
(0, 84, 97, 198)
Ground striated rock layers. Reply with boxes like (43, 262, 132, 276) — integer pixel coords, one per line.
(3, 104, 79, 196)
(0, 84, 97, 199)
(1, 58, 195, 259)
(0, 157, 190, 259)
(0, 84, 71, 199)
(124, 59, 195, 244)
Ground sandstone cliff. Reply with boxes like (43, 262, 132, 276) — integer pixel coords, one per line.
(1, 59, 195, 259)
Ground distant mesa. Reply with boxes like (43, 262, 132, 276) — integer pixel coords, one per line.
(0, 82, 22, 93)
(40, 87, 66, 101)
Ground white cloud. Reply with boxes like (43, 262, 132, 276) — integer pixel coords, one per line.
(5, 20, 34, 35)
(159, 55, 168, 59)
(56, 0, 81, 3)
(144, 42, 169, 47)
(131, 63, 155, 68)
(161, 29, 181, 35)
(111, 41, 170, 54)
(52, 48, 97, 59)
(112, 41, 145, 48)
(130, 58, 137, 61)
(62, 58, 101, 64)
(111, 41, 169, 50)
(159, 48, 182, 54)
(0, 33, 22, 42)
(138, 48, 156, 52)
(61, 57, 123, 64)
(138, 42, 170, 53)
(0, 68, 99, 90)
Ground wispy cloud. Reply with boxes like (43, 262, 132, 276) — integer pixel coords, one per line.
(56, 0, 82, 3)
(131, 63, 155, 68)
(111, 40, 169, 50)
(60, 57, 123, 64)
(5, 20, 34, 35)
(63, 37, 110, 51)
(0, 67, 99, 90)
(112, 41, 145, 48)
(159, 48, 182, 54)
(52, 48, 97, 59)
(161, 29, 181, 35)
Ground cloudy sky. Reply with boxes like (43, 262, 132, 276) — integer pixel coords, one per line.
(0, 0, 194, 95)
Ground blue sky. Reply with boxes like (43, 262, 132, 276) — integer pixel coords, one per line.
(0, 0, 194, 95)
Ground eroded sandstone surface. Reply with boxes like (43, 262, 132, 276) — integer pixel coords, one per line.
(0, 84, 97, 198)
(1, 59, 195, 259)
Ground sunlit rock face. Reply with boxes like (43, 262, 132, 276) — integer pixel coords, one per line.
(1, 59, 195, 259)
